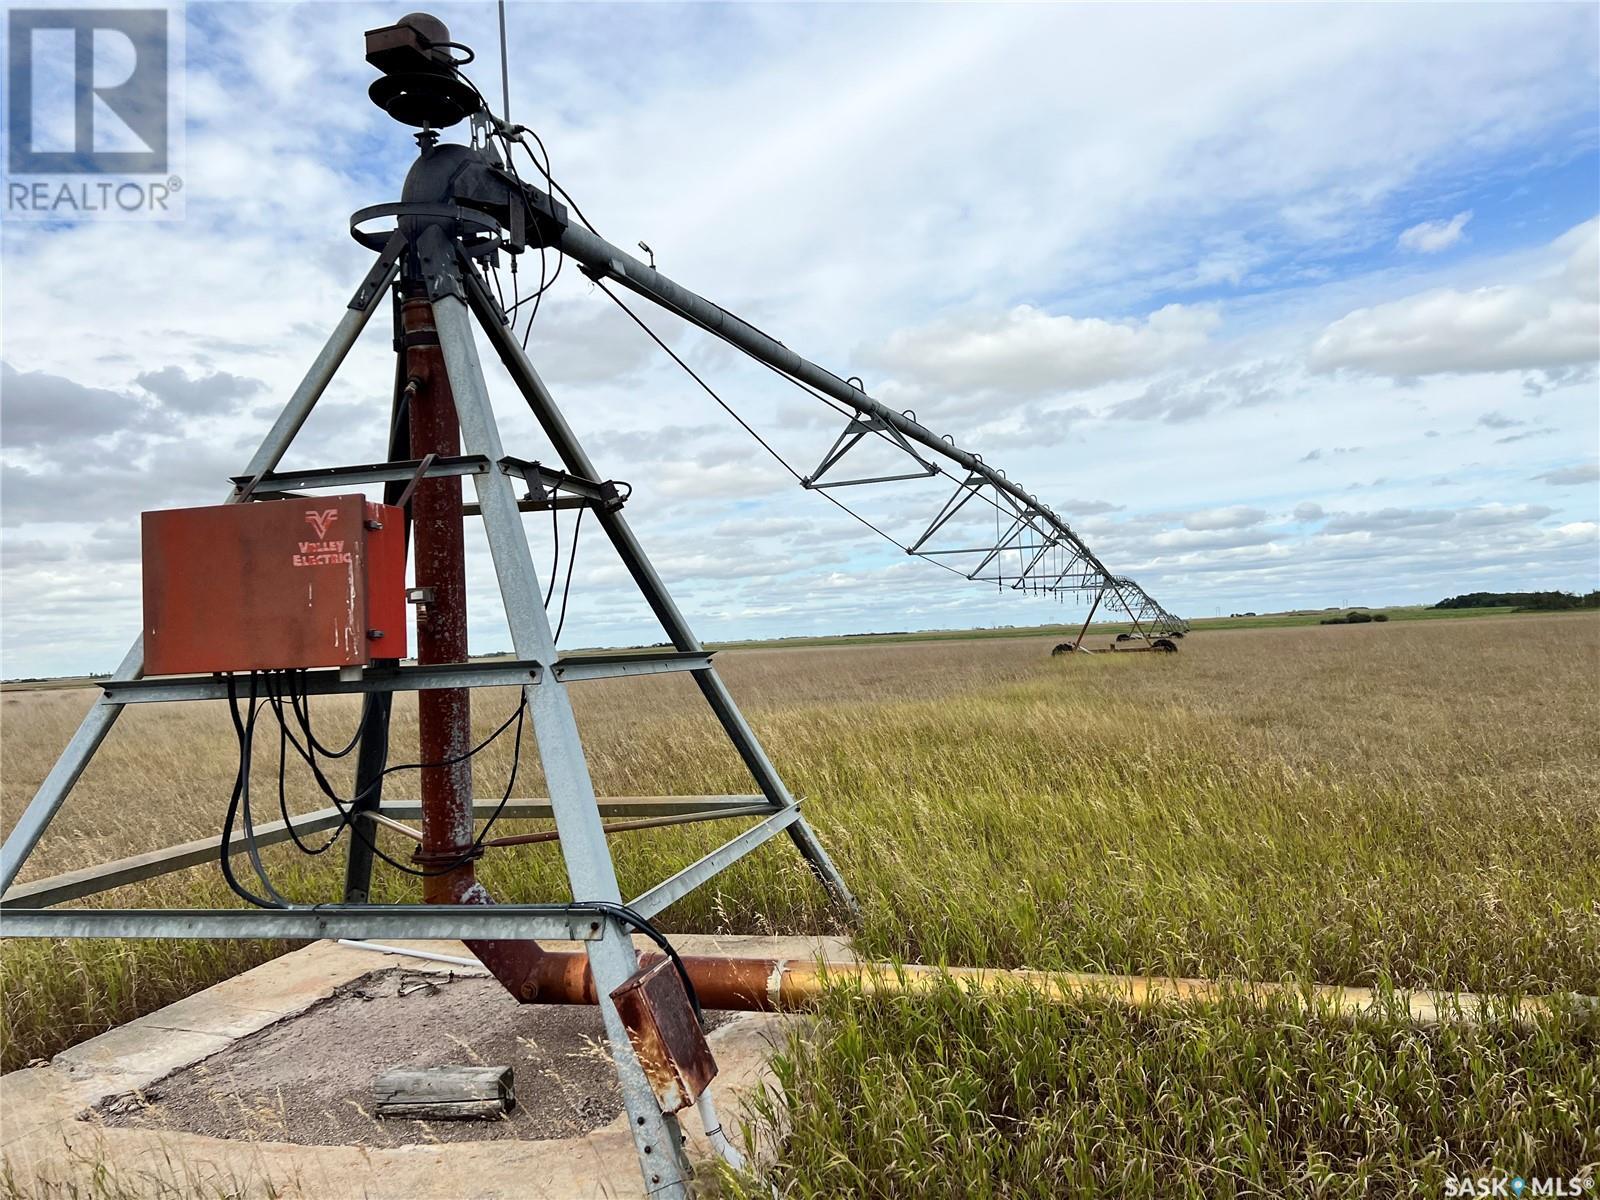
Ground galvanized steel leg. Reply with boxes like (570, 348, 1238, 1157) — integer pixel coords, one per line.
(0, 267, 398, 896)
(461, 268, 858, 918)
(1072, 588, 1104, 651)
(429, 279, 691, 1199)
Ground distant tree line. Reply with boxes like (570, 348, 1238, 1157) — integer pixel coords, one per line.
(1320, 610, 1388, 625)
(1433, 591, 1600, 612)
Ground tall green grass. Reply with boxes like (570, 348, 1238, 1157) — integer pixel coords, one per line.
(720, 982, 1600, 1198)
(2, 616, 1597, 1190)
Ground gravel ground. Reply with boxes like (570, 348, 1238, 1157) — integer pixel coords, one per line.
(93, 968, 724, 1147)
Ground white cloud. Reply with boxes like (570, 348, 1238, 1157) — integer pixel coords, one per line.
(1477, 411, 1522, 430)
(1532, 463, 1600, 487)
(3, 3, 1600, 675)
(1397, 211, 1471, 253)
(862, 303, 1219, 404)
(1109, 360, 1288, 424)
(1184, 505, 1268, 531)
(1309, 218, 1600, 377)
(1320, 503, 1554, 537)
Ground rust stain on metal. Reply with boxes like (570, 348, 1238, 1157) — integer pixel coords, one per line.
(404, 286, 477, 900)
(142, 495, 406, 674)
(396, 284, 552, 1004)
(609, 958, 717, 1113)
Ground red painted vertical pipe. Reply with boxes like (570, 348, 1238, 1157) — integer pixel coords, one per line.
(402, 288, 480, 905)
(399, 284, 549, 1001)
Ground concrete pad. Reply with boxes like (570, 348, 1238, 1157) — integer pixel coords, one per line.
(1, 935, 840, 1198)
(52, 1024, 236, 1090)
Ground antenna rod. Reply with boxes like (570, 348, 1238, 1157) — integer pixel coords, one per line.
(496, 0, 511, 122)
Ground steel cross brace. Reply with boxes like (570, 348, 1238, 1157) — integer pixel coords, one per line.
(459, 252, 857, 919)
(802, 410, 937, 490)
(0, 223, 855, 1200)
(432, 230, 857, 1193)
(0, 234, 407, 894)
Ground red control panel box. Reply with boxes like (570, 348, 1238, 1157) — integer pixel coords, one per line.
(142, 495, 408, 674)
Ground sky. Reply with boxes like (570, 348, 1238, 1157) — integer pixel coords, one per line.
(1, 1, 1597, 679)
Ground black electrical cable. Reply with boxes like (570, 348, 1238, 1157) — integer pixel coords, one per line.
(548, 176, 605, 241)
(286, 670, 362, 759)
(488, 129, 561, 348)
(504, 122, 607, 246)
(275, 691, 343, 857)
(544, 501, 561, 608)
(269, 672, 351, 857)
(220, 671, 531, 906)
(275, 685, 528, 880)
(584, 900, 703, 1023)
(237, 692, 294, 905)
(553, 507, 582, 643)
(521, 246, 562, 349)
(430, 39, 475, 66)
(221, 673, 288, 909)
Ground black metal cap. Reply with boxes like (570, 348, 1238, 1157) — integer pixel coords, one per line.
(364, 12, 480, 128)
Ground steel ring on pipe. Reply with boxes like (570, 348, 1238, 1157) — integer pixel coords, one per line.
(350, 202, 504, 257)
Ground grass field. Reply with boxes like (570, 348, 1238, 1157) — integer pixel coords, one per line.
(2, 612, 1598, 1195)
(700, 600, 1525, 650)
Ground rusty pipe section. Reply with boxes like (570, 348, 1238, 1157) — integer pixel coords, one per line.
(504, 952, 1560, 1024)
(402, 288, 477, 905)
(400, 283, 551, 998)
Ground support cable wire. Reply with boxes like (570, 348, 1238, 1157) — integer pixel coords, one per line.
(590, 277, 947, 566)
(659, 300, 1156, 618)
(547, 200, 1178, 628)
(590, 265, 1074, 577)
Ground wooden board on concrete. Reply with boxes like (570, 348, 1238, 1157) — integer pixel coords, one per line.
(373, 1065, 514, 1120)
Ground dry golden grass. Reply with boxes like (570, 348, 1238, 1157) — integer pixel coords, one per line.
(3, 613, 1598, 1068)
(9, 612, 1593, 874)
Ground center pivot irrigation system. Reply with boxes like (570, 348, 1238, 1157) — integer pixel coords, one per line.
(1, 13, 1186, 1195)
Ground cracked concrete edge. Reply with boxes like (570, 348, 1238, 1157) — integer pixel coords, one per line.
(1, 934, 850, 1196)
(9, 1010, 804, 1199)
(36, 934, 852, 1102)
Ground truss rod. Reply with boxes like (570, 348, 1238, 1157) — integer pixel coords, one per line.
(539, 189, 1185, 633)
